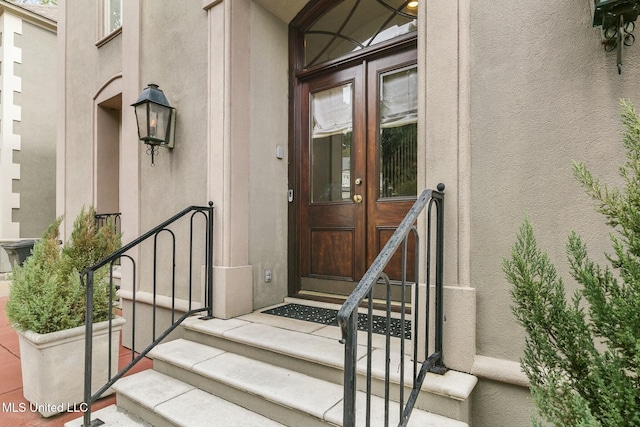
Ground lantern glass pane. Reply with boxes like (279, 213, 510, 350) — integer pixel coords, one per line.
(135, 103, 149, 140)
(149, 103, 172, 143)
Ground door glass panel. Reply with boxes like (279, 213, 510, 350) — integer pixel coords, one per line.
(379, 66, 417, 198)
(311, 83, 353, 203)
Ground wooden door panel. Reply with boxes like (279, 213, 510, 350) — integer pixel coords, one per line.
(307, 203, 354, 227)
(310, 228, 355, 279)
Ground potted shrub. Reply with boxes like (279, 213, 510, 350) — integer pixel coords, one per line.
(6, 206, 124, 417)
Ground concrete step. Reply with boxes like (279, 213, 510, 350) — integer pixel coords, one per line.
(65, 405, 152, 427)
(147, 338, 467, 427)
(111, 370, 288, 427)
(70, 300, 475, 426)
(178, 300, 477, 423)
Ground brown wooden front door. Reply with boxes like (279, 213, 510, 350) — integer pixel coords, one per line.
(298, 48, 418, 296)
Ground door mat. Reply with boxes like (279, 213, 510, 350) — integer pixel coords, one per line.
(262, 303, 411, 339)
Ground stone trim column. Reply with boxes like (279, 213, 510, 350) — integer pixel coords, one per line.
(204, 0, 253, 319)
(417, 0, 476, 373)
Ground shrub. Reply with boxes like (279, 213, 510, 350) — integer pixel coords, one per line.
(504, 100, 640, 426)
(6, 206, 121, 334)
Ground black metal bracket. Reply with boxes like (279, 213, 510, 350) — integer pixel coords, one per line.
(602, 14, 636, 73)
(592, 0, 640, 74)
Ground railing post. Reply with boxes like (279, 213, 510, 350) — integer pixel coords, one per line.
(206, 202, 214, 318)
(342, 310, 358, 427)
(82, 270, 94, 427)
(434, 184, 445, 371)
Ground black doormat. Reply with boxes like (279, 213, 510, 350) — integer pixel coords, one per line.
(262, 303, 411, 339)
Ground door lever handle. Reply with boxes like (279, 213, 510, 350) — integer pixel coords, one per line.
(353, 194, 363, 203)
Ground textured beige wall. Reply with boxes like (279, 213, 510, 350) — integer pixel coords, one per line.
(468, 1, 639, 425)
(248, 2, 289, 309)
(472, 379, 536, 427)
(60, 0, 123, 232)
(0, 13, 23, 242)
(13, 20, 56, 238)
(134, 1, 208, 297)
(470, 0, 634, 362)
(138, 1, 208, 229)
(60, 2, 291, 310)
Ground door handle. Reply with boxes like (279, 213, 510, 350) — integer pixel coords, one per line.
(353, 194, 363, 203)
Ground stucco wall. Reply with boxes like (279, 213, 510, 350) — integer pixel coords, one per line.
(138, 1, 208, 229)
(61, 0, 123, 228)
(471, 0, 634, 362)
(13, 20, 56, 238)
(469, 1, 637, 425)
(248, 2, 289, 309)
(0, 13, 22, 243)
(133, 1, 208, 298)
(61, 0, 290, 307)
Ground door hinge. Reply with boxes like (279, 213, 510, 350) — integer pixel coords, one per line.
(288, 189, 294, 202)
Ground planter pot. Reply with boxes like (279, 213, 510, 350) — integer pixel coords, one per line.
(16, 316, 126, 417)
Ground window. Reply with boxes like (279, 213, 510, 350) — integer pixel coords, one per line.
(99, 0, 122, 42)
(303, 0, 417, 69)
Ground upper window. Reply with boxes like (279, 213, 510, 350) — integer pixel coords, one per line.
(99, 0, 122, 42)
(303, 0, 418, 69)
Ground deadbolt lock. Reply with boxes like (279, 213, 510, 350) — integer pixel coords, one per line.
(355, 178, 363, 185)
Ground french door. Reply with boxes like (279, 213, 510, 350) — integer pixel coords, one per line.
(298, 48, 418, 296)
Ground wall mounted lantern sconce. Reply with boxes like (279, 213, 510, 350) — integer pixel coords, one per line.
(590, 0, 640, 74)
(132, 83, 176, 165)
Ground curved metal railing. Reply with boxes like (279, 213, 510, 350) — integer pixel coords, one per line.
(337, 184, 445, 427)
(80, 203, 214, 427)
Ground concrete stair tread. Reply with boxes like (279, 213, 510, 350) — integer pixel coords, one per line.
(181, 315, 477, 401)
(150, 338, 468, 426)
(151, 338, 344, 420)
(326, 393, 468, 427)
(156, 388, 287, 427)
(112, 370, 287, 427)
(182, 316, 361, 368)
(113, 369, 195, 410)
(65, 405, 152, 427)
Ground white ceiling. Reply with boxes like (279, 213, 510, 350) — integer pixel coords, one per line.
(252, 0, 310, 23)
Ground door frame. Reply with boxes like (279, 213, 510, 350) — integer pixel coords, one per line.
(287, 5, 418, 296)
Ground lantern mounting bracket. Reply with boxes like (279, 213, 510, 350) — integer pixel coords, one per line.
(590, 0, 640, 73)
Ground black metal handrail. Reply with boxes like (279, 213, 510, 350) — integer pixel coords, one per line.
(95, 213, 122, 267)
(336, 184, 445, 427)
(80, 203, 214, 427)
(94, 212, 121, 236)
